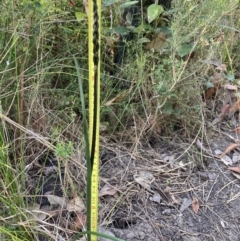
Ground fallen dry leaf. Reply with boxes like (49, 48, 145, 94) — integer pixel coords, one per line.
(229, 99, 240, 115)
(134, 171, 154, 190)
(28, 204, 48, 221)
(67, 196, 85, 212)
(104, 90, 129, 106)
(195, 139, 209, 154)
(220, 155, 233, 166)
(227, 166, 240, 174)
(27, 204, 60, 221)
(145, 32, 166, 50)
(211, 104, 230, 125)
(232, 152, 240, 164)
(149, 192, 161, 204)
(203, 59, 222, 67)
(231, 172, 240, 180)
(70, 211, 86, 231)
(47, 195, 85, 212)
(232, 127, 240, 133)
(205, 86, 218, 99)
(99, 184, 118, 197)
(215, 64, 227, 71)
(219, 143, 239, 158)
(47, 195, 67, 207)
(224, 84, 237, 90)
(205, 70, 225, 99)
(220, 104, 230, 115)
(215, 149, 223, 155)
(192, 197, 199, 214)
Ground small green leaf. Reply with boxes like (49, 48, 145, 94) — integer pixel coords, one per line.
(162, 102, 173, 115)
(111, 26, 129, 35)
(73, 231, 126, 241)
(120, 1, 139, 9)
(135, 23, 152, 31)
(137, 38, 150, 44)
(178, 43, 195, 57)
(75, 11, 87, 21)
(147, 4, 164, 23)
(206, 82, 214, 89)
(173, 108, 182, 116)
(103, 0, 118, 6)
(155, 26, 172, 35)
(35, 2, 41, 7)
(55, 142, 73, 158)
(226, 74, 234, 82)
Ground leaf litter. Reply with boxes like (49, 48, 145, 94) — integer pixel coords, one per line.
(99, 184, 118, 197)
(133, 171, 154, 190)
(24, 128, 240, 241)
(191, 197, 200, 214)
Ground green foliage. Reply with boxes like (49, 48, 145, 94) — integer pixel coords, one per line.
(55, 141, 74, 158)
(101, 0, 239, 135)
(177, 42, 197, 57)
(75, 11, 87, 21)
(103, 0, 119, 7)
(120, 1, 139, 9)
(0, 121, 30, 240)
(147, 4, 164, 23)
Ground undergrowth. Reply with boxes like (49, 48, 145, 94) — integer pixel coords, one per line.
(0, 0, 239, 240)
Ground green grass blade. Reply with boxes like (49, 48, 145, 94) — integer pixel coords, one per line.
(73, 56, 92, 239)
(73, 231, 126, 241)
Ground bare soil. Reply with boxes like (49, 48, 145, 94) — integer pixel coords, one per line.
(97, 130, 240, 241)
(26, 126, 240, 241)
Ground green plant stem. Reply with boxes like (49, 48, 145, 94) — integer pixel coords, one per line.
(73, 56, 92, 240)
